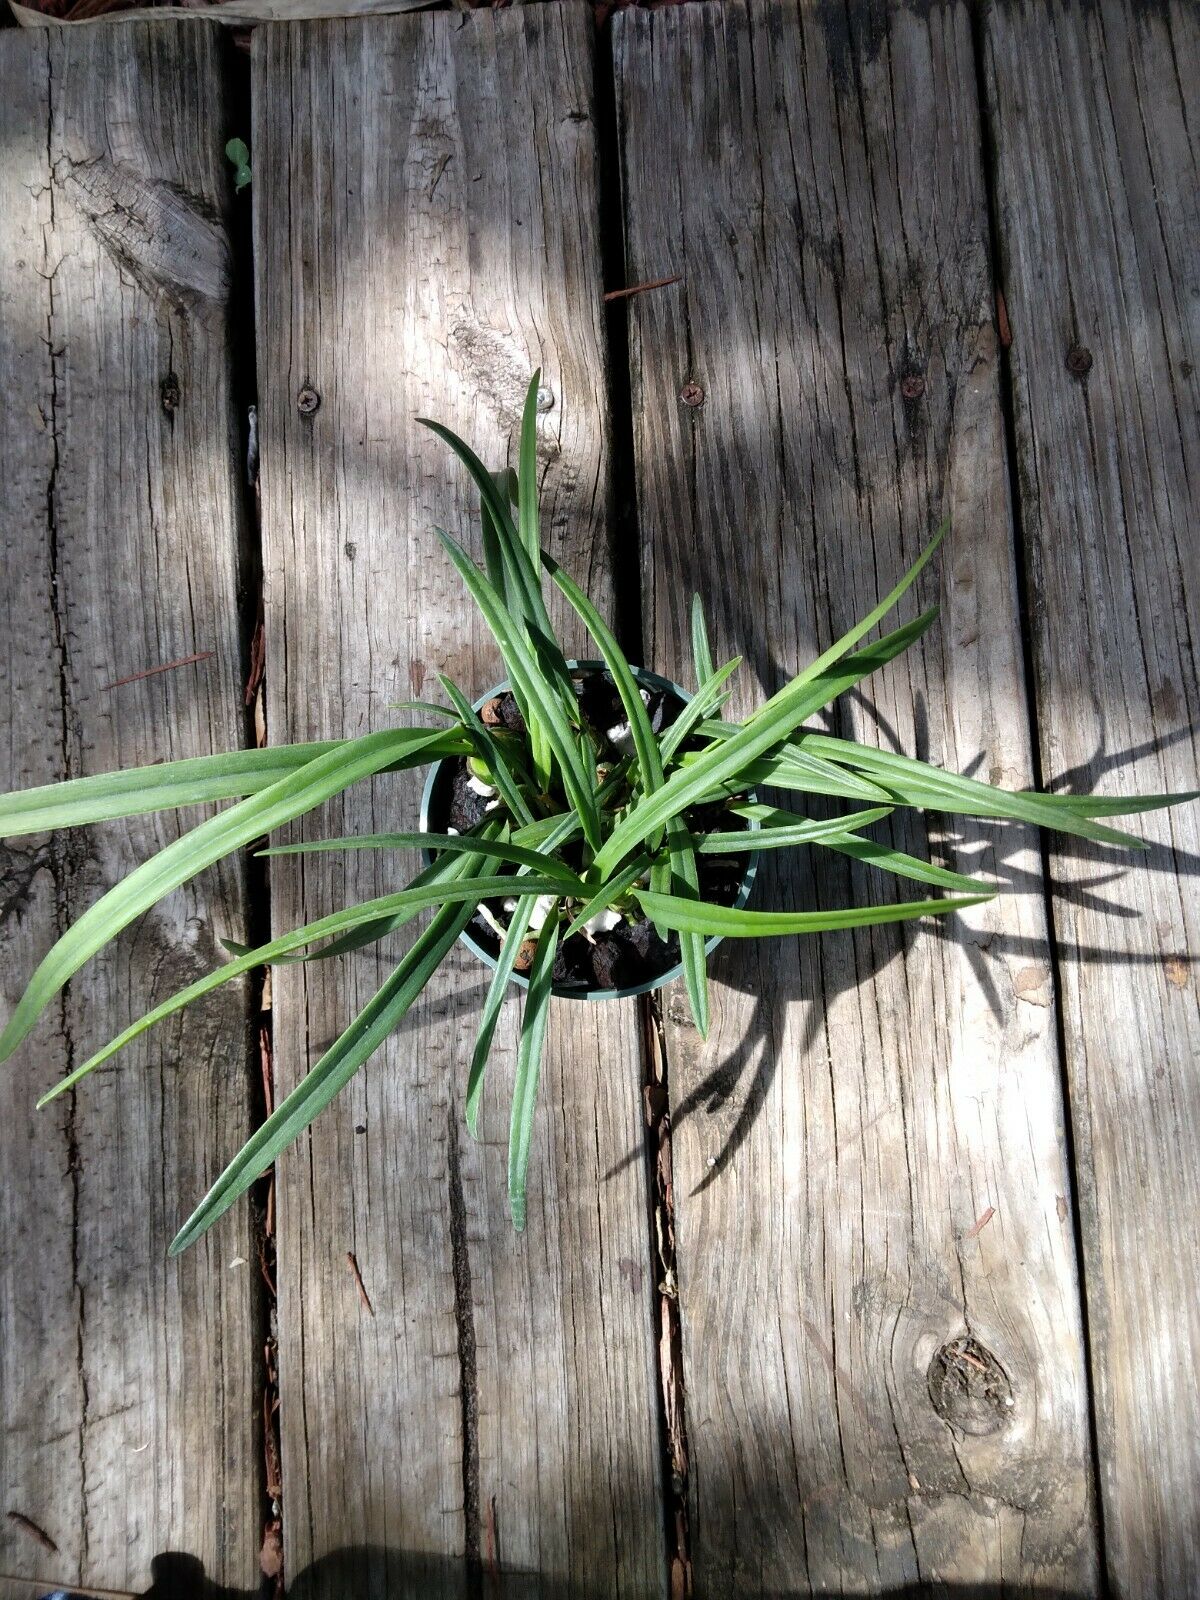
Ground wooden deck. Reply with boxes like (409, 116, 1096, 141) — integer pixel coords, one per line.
(0, 2, 1195, 1596)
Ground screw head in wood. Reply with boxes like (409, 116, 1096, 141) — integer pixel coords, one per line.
(900, 372, 926, 401)
(1065, 345, 1093, 378)
(679, 382, 705, 408)
(536, 385, 554, 413)
(297, 385, 321, 415)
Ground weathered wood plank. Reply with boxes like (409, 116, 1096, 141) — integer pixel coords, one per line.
(617, 0, 1099, 1590)
(0, 25, 258, 1598)
(985, 2, 1200, 1594)
(252, 11, 664, 1594)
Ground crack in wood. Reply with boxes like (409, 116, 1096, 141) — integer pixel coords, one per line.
(446, 1107, 481, 1584)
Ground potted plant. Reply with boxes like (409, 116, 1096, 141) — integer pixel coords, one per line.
(0, 375, 1192, 1252)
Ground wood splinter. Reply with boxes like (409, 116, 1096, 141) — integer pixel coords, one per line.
(347, 1250, 375, 1316)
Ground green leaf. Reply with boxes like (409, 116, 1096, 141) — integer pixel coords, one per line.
(748, 522, 945, 730)
(659, 657, 740, 765)
(667, 815, 709, 1037)
(0, 739, 429, 839)
(385, 700, 459, 719)
(517, 371, 542, 569)
(491, 425, 553, 784)
(255, 838, 483, 965)
(512, 811, 581, 850)
(1012, 789, 1200, 817)
(707, 747, 895, 804)
(169, 895, 478, 1255)
(438, 674, 536, 827)
(562, 854, 651, 941)
(437, 530, 602, 850)
(35, 867, 565, 1103)
(798, 735, 1153, 848)
(595, 605, 940, 876)
(420, 414, 576, 720)
(0, 727, 456, 1063)
(695, 804, 894, 851)
(259, 828, 584, 890)
(632, 888, 995, 938)
(542, 553, 666, 799)
(225, 137, 250, 167)
(508, 910, 560, 1231)
(817, 832, 987, 893)
(481, 489, 508, 597)
(647, 852, 673, 941)
(691, 594, 715, 686)
(466, 894, 538, 1140)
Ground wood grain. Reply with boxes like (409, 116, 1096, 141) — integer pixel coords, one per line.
(0, 25, 258, 1599)
(252, 11, 663, 1594)
(985, 2, 1200, 1594)
(617, 0, 1098, 1589)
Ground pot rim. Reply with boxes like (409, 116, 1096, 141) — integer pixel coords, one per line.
(418, 658, 761, 1002)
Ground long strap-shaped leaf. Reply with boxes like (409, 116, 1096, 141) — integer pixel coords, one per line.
(693, 801, 981, 891)
(594, 608, 936, 875)
(515, 379, 557, 783)
(260, 829, 583, 888)
(722, 748, 894, 803)
(465, 795, 589, 1133)
(562, 854, 651, 941)
(0, 730, 471, 839)
(439, 674, 536, 827)
(749, 522, 945, 727)
(36, 868, 567, 1103)
(667, 815, 709, 1037)
(0, 727, 457, 1062)
(695, 805, 895, 851)
(228, 836, 481, 965)
(797, 734, 1159, 848)
(169, 893, 480, 1255)
(691, 593, 716, 686)
(1020, 790, 1199, 817)
(633, 888, 994, 938)
(816, 833, 986, 893)
(420, 407, 577, 721)
(508, 910, 560, 1231)
(659, 657, 741, 766)
(438, 530, 602, 850)
(542, 551, 710, 969)
(466, 893, 538, 1139)
(517, 369, 543, 570)
(542, 552, 666, 801)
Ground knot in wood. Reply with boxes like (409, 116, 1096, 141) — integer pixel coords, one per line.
(927, 1335, 1014, 1435)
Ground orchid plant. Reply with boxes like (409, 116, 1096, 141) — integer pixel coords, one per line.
(0, 375, 1191, 1251)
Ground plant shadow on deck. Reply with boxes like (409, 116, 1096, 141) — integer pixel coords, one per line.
(129, 1547, 1096, 1599)
(645, 708, 1199, 1193)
